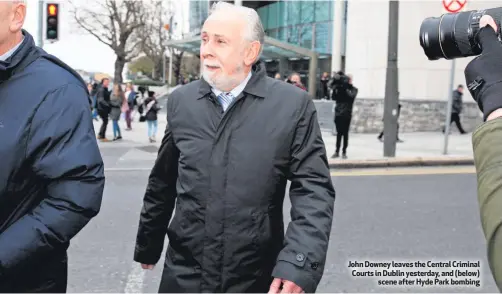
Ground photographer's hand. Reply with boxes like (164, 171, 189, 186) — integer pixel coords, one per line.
(464, 15, 502, 121)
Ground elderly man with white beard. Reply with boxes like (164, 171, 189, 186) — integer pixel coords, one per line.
(133, 1, 336, 293)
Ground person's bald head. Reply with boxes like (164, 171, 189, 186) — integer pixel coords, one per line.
(0, 0, 27, 55)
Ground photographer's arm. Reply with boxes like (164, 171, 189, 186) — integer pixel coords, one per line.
(472, 116, 502, 292)
(466, 16, 502, 292)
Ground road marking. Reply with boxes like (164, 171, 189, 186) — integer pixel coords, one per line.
(330, 166, 476, 177)
(124, 263, 146, 293)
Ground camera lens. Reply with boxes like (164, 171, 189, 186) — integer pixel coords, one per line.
(419, 16, 444, 60)
(420, 8, 502, 60)
(420, 13, 465, 60)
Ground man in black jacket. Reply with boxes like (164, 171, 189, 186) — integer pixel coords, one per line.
(133, 2, 335, 293)
(96, 78, 111, 141)
(0, 1, 105, 292)
(331, 74, 358, 159)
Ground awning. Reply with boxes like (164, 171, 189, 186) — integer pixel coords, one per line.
(165, 35, 318, 60)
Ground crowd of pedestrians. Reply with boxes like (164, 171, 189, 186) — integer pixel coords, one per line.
(88, 80, 161, 143)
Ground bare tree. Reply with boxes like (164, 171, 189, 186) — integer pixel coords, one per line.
(70, 0, 147, 84)
(139, 0, 186, 84)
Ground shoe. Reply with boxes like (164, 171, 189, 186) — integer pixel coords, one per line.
(342, 153, 348, 159)
(331, 152, 339, 158)
(99, 138, 110, 142)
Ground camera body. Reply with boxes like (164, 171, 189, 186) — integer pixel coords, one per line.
(420, 7, 502, 60)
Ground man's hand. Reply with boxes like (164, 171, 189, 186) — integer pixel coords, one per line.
(464, 15, 502, 121)
(269, 278, 305, 294)
(141, 264, 155, 270)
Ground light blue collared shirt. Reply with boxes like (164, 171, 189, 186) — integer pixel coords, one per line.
(0, 37, 24, 62)
(211, 71, 252, 101)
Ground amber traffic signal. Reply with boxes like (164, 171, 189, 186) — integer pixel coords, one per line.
(46, 3, 59, 40)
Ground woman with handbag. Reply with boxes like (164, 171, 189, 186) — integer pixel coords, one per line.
(140, 91, 161, 143)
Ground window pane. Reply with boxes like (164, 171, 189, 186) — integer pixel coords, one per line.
(315, 22, 331, 54)
(278, 27, 288, 42)
(277, 1, 287, 28)
(300, 24, 313, 50)
(288, 26, 299, 44)
(268, 3, 278, 29)
(258, 6, 268, 30)
(300, 1, 314, 24)
(268, 29, 278, 39)
(287, 1, 300, 26)
(315, 1, 330, 22)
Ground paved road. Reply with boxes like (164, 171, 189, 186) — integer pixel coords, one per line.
(66, 146, 499, 292)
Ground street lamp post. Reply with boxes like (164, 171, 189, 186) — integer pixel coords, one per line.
(38, 0, 44, 48)
(383, 0, 399, 157)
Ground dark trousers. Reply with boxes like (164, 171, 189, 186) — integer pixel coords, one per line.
(443, 113, 466, 133)
(125, 109, 133, 129)
(378, 123, 400, 139)
(98, 111, 109, 138)
(335, 116, 352, 153)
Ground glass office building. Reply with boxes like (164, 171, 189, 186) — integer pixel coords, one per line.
(258, 1, 335, 56)
(189, 0, 210, 35)
(257, 0, 347, 81)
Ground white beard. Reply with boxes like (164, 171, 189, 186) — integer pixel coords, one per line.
(201, 63, 244, 91)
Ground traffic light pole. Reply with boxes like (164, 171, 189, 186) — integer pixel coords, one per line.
(383, 0, 399, 157)
(38, 0, 44, 48)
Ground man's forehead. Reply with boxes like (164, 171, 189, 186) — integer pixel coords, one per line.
(202, 16, 245, 38)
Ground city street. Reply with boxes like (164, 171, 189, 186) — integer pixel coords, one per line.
(65, 142, 499, 293)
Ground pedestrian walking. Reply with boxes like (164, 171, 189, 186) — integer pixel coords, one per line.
(378, 103, 404, 143)
(110, 84, 124, 141)
(133, 2, 335, 293)
(142, 91, 160, 143)
(443, 84, 467, 134)
(124, 82, 137, 130)
(0, 1, 105, 292)
(96, 78, 111, 141)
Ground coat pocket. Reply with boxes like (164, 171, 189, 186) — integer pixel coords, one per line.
(251, 211, 272, 252)
(166, 203, 204, 264)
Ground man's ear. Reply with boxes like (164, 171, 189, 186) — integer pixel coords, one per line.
(10, 2, 26, 33)
(243, 41, 261, 66)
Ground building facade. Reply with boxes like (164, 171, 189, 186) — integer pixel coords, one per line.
(256, 0, 344, 84)
(343, 0, 492, 133)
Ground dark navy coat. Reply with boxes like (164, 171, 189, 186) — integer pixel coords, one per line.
(134, 61, 335, 293)
(0, 31, 105, 292)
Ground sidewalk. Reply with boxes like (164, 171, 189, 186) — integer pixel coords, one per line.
(94, 117, 474, 168)
(323, 132, 474, 168)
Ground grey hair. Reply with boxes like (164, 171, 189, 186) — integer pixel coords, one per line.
(208, 1, 265, 60)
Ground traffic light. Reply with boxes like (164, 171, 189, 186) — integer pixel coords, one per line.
(46, 3, 59, 41)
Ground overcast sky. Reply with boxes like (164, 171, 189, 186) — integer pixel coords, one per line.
(23, 0, 189, 76)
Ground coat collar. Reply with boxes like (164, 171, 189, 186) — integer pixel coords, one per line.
(0, 30, 41, 83)
(197, 60, 268, 99)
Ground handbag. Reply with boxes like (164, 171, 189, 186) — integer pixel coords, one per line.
(139, 100, 155, 122)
